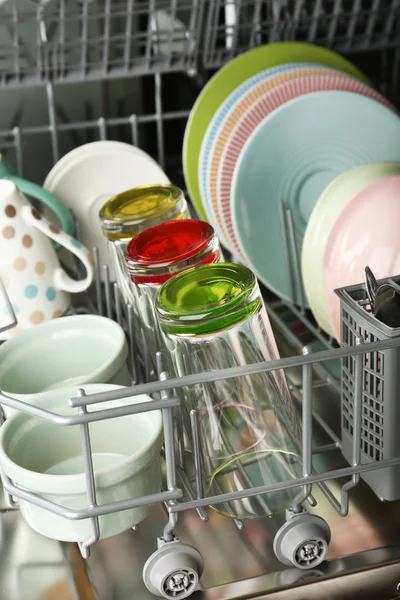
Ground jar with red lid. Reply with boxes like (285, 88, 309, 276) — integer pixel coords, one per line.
(124, 219, 222, 376)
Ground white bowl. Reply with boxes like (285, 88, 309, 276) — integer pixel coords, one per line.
(0, 314, 131, 417)
(0, 384, 163, 542)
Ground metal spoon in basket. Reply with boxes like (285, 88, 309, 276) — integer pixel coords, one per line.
(364, 266, 400, 328)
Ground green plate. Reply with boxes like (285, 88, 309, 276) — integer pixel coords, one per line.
(183, 42, 369, 220)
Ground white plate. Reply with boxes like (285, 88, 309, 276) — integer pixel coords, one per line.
(44, 141, 170, 280)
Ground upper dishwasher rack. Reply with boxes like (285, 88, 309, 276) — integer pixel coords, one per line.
(0, 0, 398, 87)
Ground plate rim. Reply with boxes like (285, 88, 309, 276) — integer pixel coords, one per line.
(206, 66, 350, 254)
(183, 41, 370, 220)
(198, 62, 333, 249)
(215, 72, 395, 259)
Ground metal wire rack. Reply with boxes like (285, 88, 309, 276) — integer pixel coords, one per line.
(0, 1, 399, 87)
(0, 0, 204, 86)
(0, 199, 400, 598)
(204, 0, 400, 68)
(0, 1, 400, 596)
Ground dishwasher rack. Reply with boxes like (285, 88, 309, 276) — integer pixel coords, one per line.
(0, 2, 400, 598)
(0, 0, 398, 86)
(1, 209, 400, 599)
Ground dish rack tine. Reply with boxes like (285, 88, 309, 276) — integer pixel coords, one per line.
(127, 304, 139, 385)
(279, 200, 307, 312)
(286, 208, 306, 314)
(339, 336, 364, 517)
(93, 247, 103, 316)
(157, 359, 181, 542)
(189, 409, 204, 501)
(279, 199, 296, 306)
(0, 276, 18, 335)
(0, 468, 19, 509)
(13, 127, 24, 176)
(103, 264, 113, 319)
(114, 282, 123, 328)
(292, 346, 315, 512)
(76, 388, 101, 559)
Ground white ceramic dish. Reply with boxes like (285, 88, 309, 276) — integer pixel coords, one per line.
(302, 161, 400, 335)
(43, 142, 170, 280)
(0, 314, 131, 417)
(0, 384, 163, 542)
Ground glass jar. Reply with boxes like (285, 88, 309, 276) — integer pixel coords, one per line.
(99, 184, 189, 305)
(124, 219, 222, 376)
(156, 263, 302, 519)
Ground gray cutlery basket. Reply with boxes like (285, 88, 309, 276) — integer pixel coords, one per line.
(336, 277, 400, 501)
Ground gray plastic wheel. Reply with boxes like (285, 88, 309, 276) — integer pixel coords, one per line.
(143, 540, 203, 599)
(273, 513, 331, 570)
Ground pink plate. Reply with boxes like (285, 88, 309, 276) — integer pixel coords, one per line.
(323, 175, 400, 341)
(216, 74, 396, 258)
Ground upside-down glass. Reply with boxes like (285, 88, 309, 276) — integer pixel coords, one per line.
(124, 219, 222, 376)
(99, 184, 189, 305)
(156, 263, 302, 519)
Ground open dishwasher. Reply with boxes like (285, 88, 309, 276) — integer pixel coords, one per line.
(0, 1, 400, 599)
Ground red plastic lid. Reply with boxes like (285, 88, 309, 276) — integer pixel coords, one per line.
(126, 219, 215, 266)
(125, 219, 219, 284)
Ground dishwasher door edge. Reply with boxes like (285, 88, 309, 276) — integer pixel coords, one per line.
(201, 544, 400, 600)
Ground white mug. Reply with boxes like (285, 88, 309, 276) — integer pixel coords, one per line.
(0, 180, 93, 338)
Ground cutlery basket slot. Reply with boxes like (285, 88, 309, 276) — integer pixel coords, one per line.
(336, 277, 400, 501)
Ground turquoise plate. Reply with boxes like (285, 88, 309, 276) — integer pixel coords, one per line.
(231, 91, 400, 305)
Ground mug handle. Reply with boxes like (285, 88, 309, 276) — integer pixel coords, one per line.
(4, 175, 75, 238)
(22, 205, 94, 294)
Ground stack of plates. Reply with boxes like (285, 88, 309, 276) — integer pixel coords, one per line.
(303, 166, 400, 340)
(184, 42, 400, 341)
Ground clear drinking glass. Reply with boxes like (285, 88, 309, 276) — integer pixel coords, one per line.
(124, 219, 222, 375)
(156, 263, 302, 519)
(99, 184, 189, 305)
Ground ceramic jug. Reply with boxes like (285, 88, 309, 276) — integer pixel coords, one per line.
(0, 180, 93, 338)
(0, 153, 74, 241)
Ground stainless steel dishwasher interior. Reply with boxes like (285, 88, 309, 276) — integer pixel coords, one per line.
(2, 304, 400, 600)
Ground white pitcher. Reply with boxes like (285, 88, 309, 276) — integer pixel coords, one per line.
(0, 180, 93, 338)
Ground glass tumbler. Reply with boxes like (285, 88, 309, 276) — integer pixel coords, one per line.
(99, 184, 189, 305)
(156, 263, 302, 519)
(124, 219, 222, 376)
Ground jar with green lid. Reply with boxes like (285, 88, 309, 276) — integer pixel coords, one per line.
(99, 184, 189, 305)
(156, 263, 302, 520)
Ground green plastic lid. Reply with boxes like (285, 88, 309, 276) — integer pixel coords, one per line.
(156, 263, 261, 335)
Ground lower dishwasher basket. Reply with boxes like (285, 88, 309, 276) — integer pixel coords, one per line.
(1, 250, 400, 599)
(0, 2, 399, 598)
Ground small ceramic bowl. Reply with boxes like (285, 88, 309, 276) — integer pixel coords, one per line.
(0, 314, 131, 417)
(0, 384, 163, 542)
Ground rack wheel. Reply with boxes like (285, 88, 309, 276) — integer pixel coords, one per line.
(273, 511, 331, 570)
(143, 538, 204, 599)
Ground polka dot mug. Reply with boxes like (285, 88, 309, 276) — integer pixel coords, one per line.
(0, 180, 93, 338)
